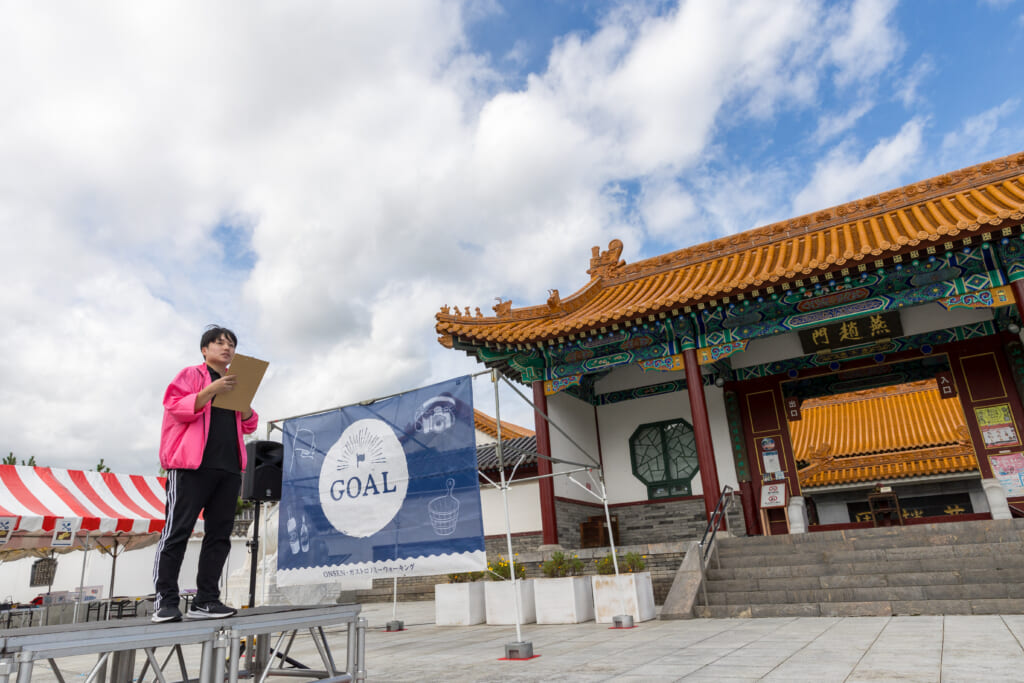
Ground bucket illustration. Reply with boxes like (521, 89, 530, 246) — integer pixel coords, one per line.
(428, 478, 460, 536)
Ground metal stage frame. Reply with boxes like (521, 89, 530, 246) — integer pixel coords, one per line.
(0, 604, 367, 683)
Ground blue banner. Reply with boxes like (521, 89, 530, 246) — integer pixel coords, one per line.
(277, 376, 485, 585)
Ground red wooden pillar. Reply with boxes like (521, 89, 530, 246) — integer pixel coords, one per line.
(684, 347, 722, 523)
(532, 381, 559, 545)
(1013, 280, 1024, 322)
(739, 480, 762, 536)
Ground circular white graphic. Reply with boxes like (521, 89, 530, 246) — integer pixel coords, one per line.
(318, 418, 409, 538)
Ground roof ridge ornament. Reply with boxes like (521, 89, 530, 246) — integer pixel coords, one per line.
(546, 289, 560, 311)
(493, 297, 513, 318)
(587, 239, 625, 280)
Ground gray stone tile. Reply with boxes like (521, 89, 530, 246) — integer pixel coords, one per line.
(17, 602, 1024, 682)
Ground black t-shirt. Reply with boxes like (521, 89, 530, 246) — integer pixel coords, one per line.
(201, 367, 241, 473)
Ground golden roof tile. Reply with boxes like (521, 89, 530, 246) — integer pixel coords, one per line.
(794, 380, 978, 488)
(473, 409, 535, 440)
(437, 152, 1024, 345)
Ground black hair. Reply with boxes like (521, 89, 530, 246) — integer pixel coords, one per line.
(200, 325, 238, 349)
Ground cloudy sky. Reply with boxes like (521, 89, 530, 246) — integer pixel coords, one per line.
(2, 0, 1022, 473)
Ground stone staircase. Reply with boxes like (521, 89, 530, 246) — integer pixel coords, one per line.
(694, 518, 1024, 618)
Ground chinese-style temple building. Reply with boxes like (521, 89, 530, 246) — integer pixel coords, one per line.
(437, 151, 1024, 544)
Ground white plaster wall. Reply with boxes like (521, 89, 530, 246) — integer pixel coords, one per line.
(0, 537, 250, 605)
(594, 362, 685, 393)
(595, 390, 737, 504)
(732, 332, 803, 369)
(548, 391, 601, 502)
(545, 363, 739, 506)
(900, 302, 992, 335)
(480, 481, 542, 535)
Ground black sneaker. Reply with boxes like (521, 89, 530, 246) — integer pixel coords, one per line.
(151, 605, 183, 623)
(187, 601, 237, 619)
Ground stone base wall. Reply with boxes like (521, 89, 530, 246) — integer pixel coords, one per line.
(349, 539, 694, 606)
(345, 497, 747, 606)
(556, 496, 709, 546)
(484, 532, 544, 558)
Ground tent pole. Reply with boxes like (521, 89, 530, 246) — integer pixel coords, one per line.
(73, 534, 90, 624)
(106, 539, 120, 621)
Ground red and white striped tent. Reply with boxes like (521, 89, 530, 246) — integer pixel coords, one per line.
(0, 465, 193, 557)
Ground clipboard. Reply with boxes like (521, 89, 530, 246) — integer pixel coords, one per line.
(213, 353, 268, 412)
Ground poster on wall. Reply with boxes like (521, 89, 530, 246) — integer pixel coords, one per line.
(759, 437, 784, 481)
(760, 481, 787, 508)
(989, 453, 1024, 497)
(975, 404, 1020, 448)
(277, 376, 486, 587)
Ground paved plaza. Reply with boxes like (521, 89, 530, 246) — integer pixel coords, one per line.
(21, 601, 1024, 681)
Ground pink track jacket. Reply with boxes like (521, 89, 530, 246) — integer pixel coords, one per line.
(159, 363, 259, 471)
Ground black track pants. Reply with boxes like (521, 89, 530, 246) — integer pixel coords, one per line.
(152, 468, 241, 609)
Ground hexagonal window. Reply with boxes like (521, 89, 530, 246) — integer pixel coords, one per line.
(629, 419, 698, 499)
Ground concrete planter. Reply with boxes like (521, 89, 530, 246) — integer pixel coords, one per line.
(534, 576, 594, 624)
(591, 571, 656, 624)
(434, 582, 486, 625)
(484, 579, 536, 625)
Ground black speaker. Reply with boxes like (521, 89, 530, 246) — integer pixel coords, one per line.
(242, 440, 283, 501)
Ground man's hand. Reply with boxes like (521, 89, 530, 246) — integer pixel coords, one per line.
(208, 375, 238, 395)
(195, 375, 238, 411)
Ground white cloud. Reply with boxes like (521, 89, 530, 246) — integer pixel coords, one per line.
(811, 100, 875, 145)
(688, 163, 796, 238)
(896, 56, 935, 108)
(640, 178, 698, 238)
(940, 99, 1021, 169)
(793, 117, 925, 214)
(825, 0, 904, 88)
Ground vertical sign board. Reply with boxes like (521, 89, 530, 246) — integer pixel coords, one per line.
(277, 376, 486, 586)
(935, 372, 957, 399)
(784, 396, 802, 421)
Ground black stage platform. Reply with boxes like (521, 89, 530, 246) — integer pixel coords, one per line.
(0, 603, 366, 682)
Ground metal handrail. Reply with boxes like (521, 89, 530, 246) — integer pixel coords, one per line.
(697, 485, 735, 609)
(698, 484, 735, 565)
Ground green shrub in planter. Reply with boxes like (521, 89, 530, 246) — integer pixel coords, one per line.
(446, 571, 485, 583)
(488, 555, 526, 580)
(540, 551, 585, 577)
(595, 551, 646, 575)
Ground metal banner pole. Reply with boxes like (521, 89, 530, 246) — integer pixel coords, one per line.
(248, 500, 262, 608)
(493, 369, 533, 659)
(598, 476, 620, 575)
(260, 503, 269, 605)
(386, 576, 403, 631)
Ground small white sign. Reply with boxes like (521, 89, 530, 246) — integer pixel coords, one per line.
(760, 481, 787, 509)
(0, 516, 16, 545)
(51, 518, 80, 547)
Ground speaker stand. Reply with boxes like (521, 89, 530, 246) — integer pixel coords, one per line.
(247, 499, 262, 609)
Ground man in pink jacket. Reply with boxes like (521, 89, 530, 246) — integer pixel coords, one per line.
(151, 326, 259, 623)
